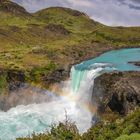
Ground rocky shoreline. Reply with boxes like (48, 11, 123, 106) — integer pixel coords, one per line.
(129, 61, 140, 67)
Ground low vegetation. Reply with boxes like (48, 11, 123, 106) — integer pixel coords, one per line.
(17, 108, 140, 140)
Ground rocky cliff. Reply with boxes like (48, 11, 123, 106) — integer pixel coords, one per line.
(93, 71, 140, 115)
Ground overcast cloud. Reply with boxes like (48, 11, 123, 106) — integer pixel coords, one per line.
(12, 0, 140, 27)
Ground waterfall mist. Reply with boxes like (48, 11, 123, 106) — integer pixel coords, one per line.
(0, 61, 115, 140)
(0, 65, 100, 139)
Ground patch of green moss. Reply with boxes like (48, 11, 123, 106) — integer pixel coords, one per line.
(0, 72, 8, 95)
(116, 133, 140, 140)
(29, 62, 57, 82)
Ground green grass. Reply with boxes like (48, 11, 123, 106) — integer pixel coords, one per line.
(0, 73, 8, 95)
(35, 7, 98, 34)
(93, 26, 140, 46)
(116, 133, 140, 140)
(82, 108, 140, 140)
(0, 13, 35, 26)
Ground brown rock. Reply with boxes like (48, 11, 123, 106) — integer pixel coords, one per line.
(92, 71, 140, 115)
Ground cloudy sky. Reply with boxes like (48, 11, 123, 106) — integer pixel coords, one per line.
(12, 0, 140, 27)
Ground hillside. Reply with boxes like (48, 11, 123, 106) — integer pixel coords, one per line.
(0, 0, 29, 15)
(0, 0, 140, 92)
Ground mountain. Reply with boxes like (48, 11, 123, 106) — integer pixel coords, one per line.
(0, 0, 29, 15)
(0, 0, 32, 28)
(35, 7, 99, 33)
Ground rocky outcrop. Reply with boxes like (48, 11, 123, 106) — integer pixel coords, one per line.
(129, 61, 140, 67)
(92, 72, 140, 115)
(7, 70, 25, 91)
(0, 69, 25, 93)
(60, 7, 88, 17)
(0, 0, 30, 16)
(43, 68, 69, 87)
(45, 24, 70, 35)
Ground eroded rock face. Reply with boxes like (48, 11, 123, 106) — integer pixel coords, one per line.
(92, 72, 140, 115)
(7, 70, 25, 91)
(43, 67, 69, 86)
(45, 24, 70, 35)
(0, 69, 25, 93)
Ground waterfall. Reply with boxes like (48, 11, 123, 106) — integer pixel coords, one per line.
(71, 63, 113, 93)
(0, 63, 109, 140)
(71, 66, 101, 104)
(69, 63, 115, 113)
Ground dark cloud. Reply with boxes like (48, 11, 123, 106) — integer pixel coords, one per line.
(116, 0, 140, 10)
(129, 0, 140, 10)
(117, 0, 140, 4)
(129, 4, 140, 10)
(12, 0, 140, 27)
(133, 0, 140, 4)
(117, 0, 126, 4)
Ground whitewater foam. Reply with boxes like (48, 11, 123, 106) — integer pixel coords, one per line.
(0, 64, 104, 140)
(0, 96, 92, 139)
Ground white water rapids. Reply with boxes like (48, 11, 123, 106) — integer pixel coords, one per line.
(0, 63, 110, 140)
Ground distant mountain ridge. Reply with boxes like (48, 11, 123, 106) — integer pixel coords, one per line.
(0, 0, 30, 16)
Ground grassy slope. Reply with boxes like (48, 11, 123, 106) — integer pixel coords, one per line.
(0, 1, 140, 87)
(0, 0, 140, 104)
